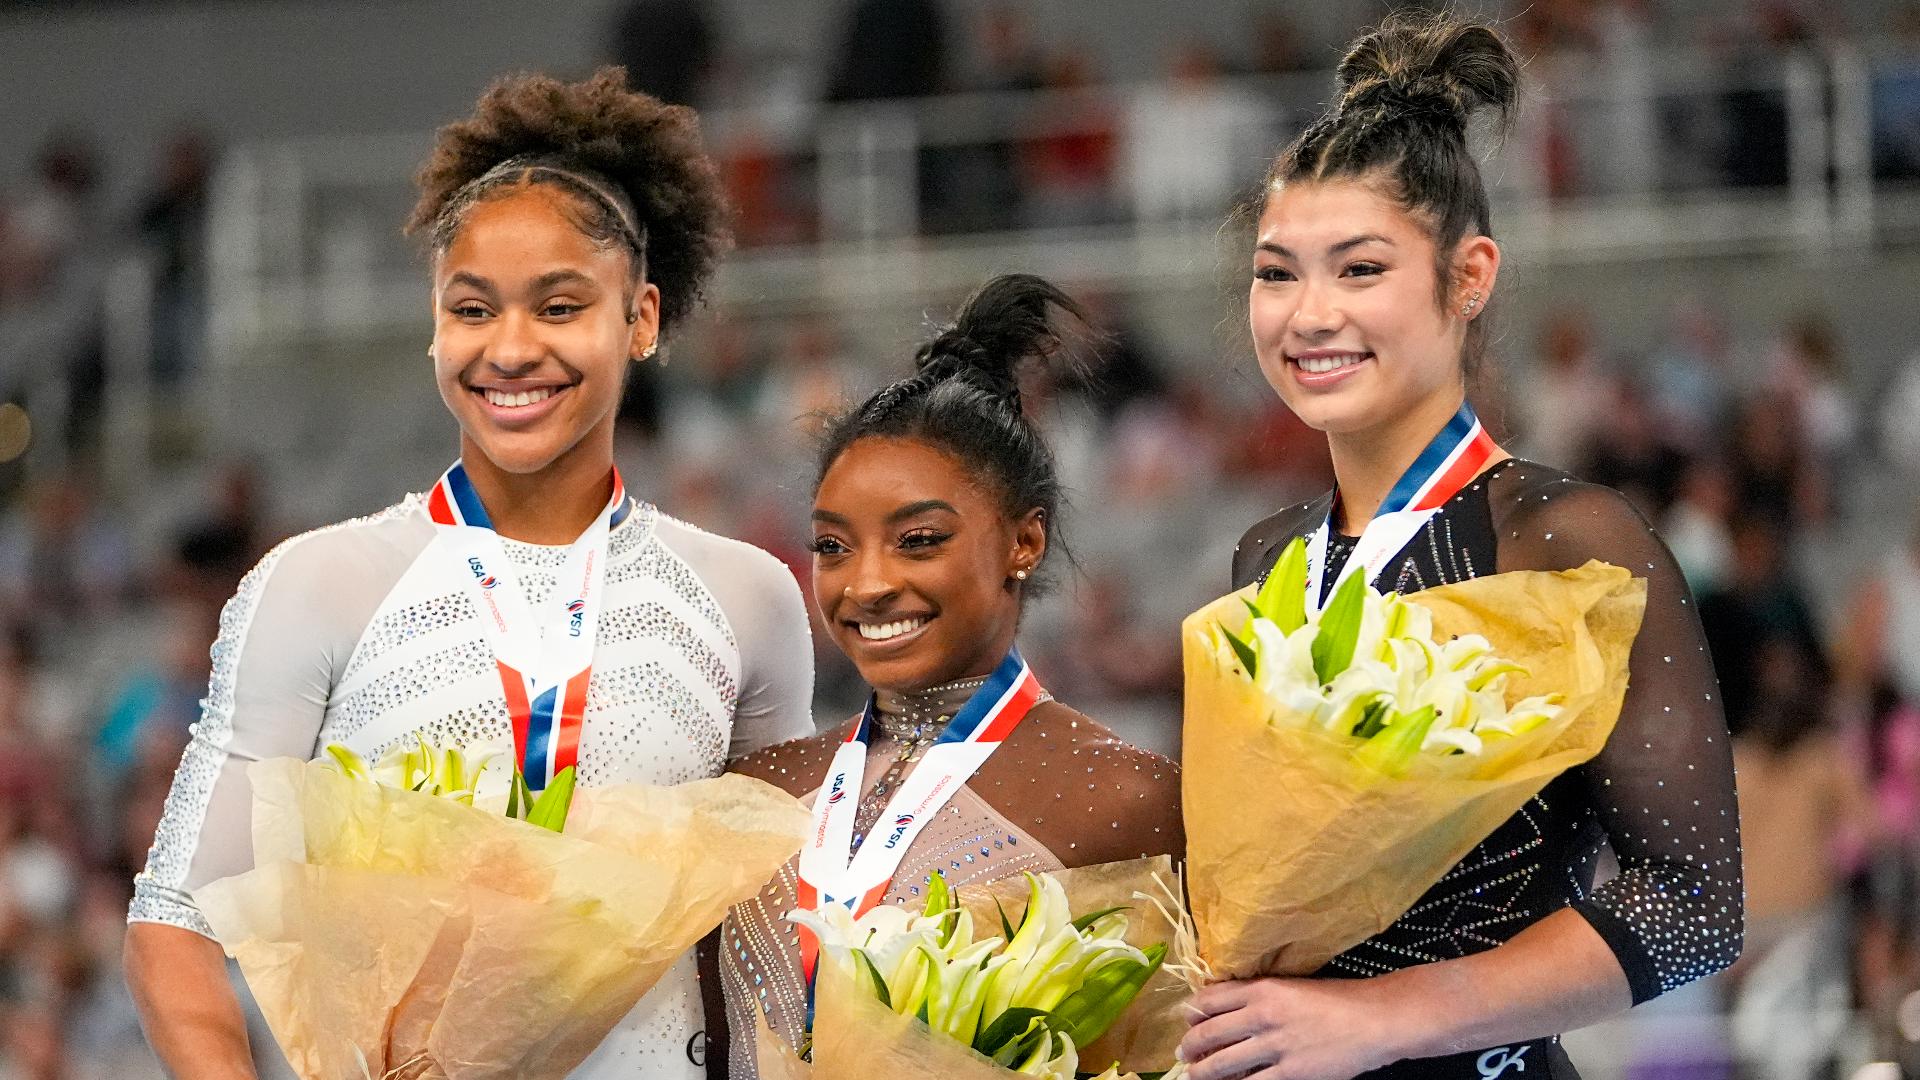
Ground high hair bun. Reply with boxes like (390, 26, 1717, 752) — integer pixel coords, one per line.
(1334, 13, 1519, 134)
(407, 66, 731, 333)
(912, 273, 1088, 408)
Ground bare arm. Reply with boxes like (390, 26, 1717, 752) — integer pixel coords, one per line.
(125, 922, 257, 1080)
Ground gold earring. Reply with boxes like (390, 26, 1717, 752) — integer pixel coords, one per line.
(636, 342, 657, 362)
(1460, 291, 1482, 316)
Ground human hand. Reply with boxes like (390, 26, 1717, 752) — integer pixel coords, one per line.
(1175, 975, 1408, 1080)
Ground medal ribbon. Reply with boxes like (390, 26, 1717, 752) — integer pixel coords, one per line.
(1303, 402, 1498, 610)
(427, 461, 631, 790)
(794, 648, 1045, 983)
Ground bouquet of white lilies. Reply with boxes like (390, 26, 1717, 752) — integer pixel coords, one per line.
(1215, 538, 1566, 775)
(1183, 542, 1647, 978)
(761, 858, 1190, 1080)
(195, 737, 809, 1080)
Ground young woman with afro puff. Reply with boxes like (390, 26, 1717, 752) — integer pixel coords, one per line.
(124, 69, 814, 1079)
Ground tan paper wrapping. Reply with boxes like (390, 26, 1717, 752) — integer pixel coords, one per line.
(1182, 560, 1646, 979)
(196, 759, 809, 1080)
(755, 857, 1188, 1079)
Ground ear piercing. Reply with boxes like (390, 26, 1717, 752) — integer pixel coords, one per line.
(1460, 290, 1483, 316)
(636, 341, 658, 362)
(1014, 569, 1030, 581)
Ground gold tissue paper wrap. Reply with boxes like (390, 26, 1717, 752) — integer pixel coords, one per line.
(1181, 560, 1646, 979)
(196, 758, 810, 1079)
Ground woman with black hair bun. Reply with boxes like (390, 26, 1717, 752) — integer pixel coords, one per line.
(1175, 13, 1742, 1080)
(714, 274, 1186, 1078)
(124, 69, 814, 1079)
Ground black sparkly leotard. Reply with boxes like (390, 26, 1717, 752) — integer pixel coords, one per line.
(1232, 459, 1743, 1080)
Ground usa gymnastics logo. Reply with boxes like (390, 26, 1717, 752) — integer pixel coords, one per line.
(883, 813, 915, 849)
(567, 598, 587, 637)
(466, 557, 497, 589)
(825, 774, 848, 805)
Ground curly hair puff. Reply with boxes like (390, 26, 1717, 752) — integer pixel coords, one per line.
(406, 66, 732, 335)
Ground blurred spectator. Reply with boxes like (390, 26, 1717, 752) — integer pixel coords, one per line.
(1664, 457, 1736, 595)
(1698, 511, 1829, 738)
(610, 0, 717, 108)
(1125, 44, 1271, 223)
(8, 135, 99, 292)
(921, 4, 1041, 234)
(1768, 313, 1858, 467)
(1727, 390, 1828, 533)
(1577, 381, 1689, 519)
(1519, 310, 1616, 470)
(1878, 349, 1920, 475)
(1728, 671, 1874, 1080)
(1018, 49, 1119, 229)
(1246, 12, 1311, 76)
(1644, 299, 1736, 449)
(1872, 6, 1920, 181)
(0, 475, 132, 631)
(134, 130, 213, 389)
(1058, 292, 1167, 423)
(92, 599, 213, 780)
(825, 0, 948, 103)
(1720, 2, 1818, 190)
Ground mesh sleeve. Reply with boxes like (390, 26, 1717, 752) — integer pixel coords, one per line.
(1492, 469, 1744, 1003)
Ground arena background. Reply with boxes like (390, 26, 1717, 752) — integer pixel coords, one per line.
(2, 0, 1919, 1076)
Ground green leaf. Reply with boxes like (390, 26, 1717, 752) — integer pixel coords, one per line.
(1069, 906, 1129, 934)
(1354, 705, 1440, 778)
(852, 948, 892, 1010)
(1257, 537, 1310, 633)
(985, 1014, 1050, 1065)
(525, 766, 577, 833)
(923, 870, 951, 918)
(973, 1005, 1048, 1055)
(1049, 942, 1168, 1050)
(1311, 569, 1367, 684)
(1353, 699, 1392, 739)
(1220, 624, 1259, 680)
(505, 770, 522, 819)
(993, 896, 1016, 941)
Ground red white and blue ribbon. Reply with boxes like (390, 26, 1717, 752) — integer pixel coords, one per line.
(427, 461, 631, 791)
(1304, 402, 1499, 609)
(794, 648, 1045, 982)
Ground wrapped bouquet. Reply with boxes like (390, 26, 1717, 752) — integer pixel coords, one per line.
(1183, 538, 1646, 978)
(195, 740, 810, 1080)
(761, 857, 1191, 1080)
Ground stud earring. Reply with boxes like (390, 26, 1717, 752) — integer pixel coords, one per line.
(1460, 290, 1482, 317)
(635, 342, 658, 362)
(1014, 569, 1030, 581)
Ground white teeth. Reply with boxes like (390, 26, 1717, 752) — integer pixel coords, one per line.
(857, 617, 928, 641)
(484, 387, 556, 408)
(1296, 353, 1367, 375)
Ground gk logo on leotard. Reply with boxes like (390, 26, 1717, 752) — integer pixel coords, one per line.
(1477, 1045, 1529, 1078)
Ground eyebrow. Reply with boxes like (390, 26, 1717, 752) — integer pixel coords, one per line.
(443, 268, 597, 294)
(530, 268, 596, 293)
(810, 499, 960, 527)
(888, 499, 958, 522)
(1257, 234, 1396, 259)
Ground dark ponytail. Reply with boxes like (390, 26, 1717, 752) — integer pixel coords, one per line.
(817, 274, 1086, 593)
(1266, 12, 1520, 374)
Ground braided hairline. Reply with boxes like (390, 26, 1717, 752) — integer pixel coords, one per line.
(428, 156, 650, 278)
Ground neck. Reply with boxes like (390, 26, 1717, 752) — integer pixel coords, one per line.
(457, 433, 618, 545)
(1326, 389, 1491, 535)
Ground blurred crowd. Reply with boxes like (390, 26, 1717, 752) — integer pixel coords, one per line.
(2, 0, 1920, 1077)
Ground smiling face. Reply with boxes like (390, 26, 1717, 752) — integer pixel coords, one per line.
(1249, 178, 1497, 439)
(811, 436, 1046, 695)
(431, 184, 659, 478)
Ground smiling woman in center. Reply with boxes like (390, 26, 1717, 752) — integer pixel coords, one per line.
(710, 274, 1186, 1078)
